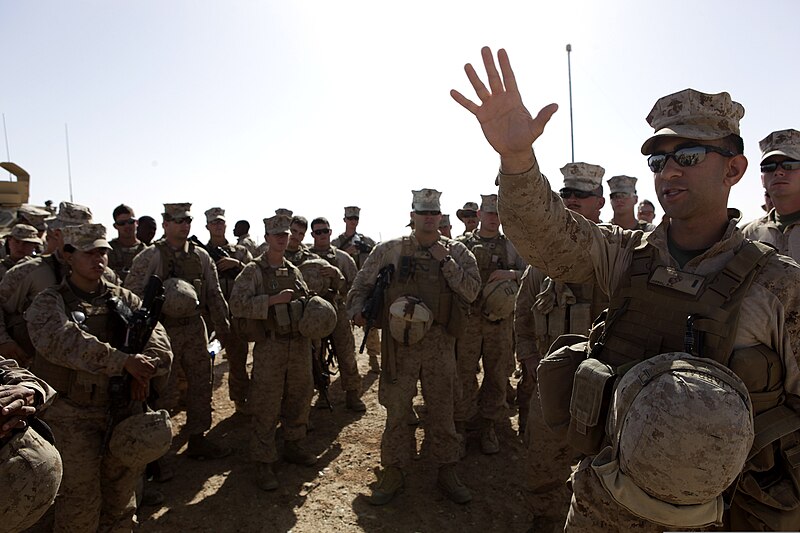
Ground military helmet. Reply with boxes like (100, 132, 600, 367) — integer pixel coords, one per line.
(480, 279, 519, 322)
(298, 295, 337, 339)
(161, 278, 200, 318)
(610, 352, 753, 507)
(297, 258, 333, 295)
(388, 296, 433, 346)
(109, 408, 173, 468)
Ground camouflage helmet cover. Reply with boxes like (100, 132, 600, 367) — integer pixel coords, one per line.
(297, 258, 334, 295)
(161, 278, 200, 318)
(109, 408, 173, 468)
(298, 295, 338, 339)
(481, 278, 519, 322)
(388, 296, 433, 345)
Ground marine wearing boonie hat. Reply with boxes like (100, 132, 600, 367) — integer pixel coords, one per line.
(9, 224, 43, 245)
(163, 203, 192, 220)
(46, 201, 93, 230)
(560, 163, 605, 192)
(264, 214, 292, 235)
(62, 223, 112, 251)
(640, 89, 744, 155)
(204, 207, 226, 223)
(344, 206, 361, 218)
(480, 194, 498, 213)
(759, 129, 800, 163)
(456, 201, 479, 221)
(607, 175, 638, 196)
(411, 188, 442, 211)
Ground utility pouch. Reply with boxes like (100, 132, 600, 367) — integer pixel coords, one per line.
(537, 334, 588, 439)
(567, 357, 616, 455)
(288, 299, 305, 334)
(274, 303, 292, 335)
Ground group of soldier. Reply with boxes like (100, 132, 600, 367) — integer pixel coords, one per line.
(3, 45, 800, 533)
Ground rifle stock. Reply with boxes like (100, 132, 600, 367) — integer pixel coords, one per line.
(358, 264, 394, 354)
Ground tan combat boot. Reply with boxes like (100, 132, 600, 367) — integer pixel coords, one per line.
(284, 440, 318, 466)
(256, 462, 278, 491)
(480, 421, 500, 455)
(346, 390, 367, 412)
(369, 466, 404, 505)
(437, 463, 471, 504)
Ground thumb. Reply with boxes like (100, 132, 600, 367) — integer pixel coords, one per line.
(530, 103, 559, 138)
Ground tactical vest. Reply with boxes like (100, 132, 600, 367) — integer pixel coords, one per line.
(284, 247, 317, 268)
(459, 233, 509, 285)
(533, 279, 608, 353)
(108, 240, 146, 283)
(239, 257, 308, 340)
(155, 241, 204, 305)
(384, 237, 464, 337)
(312, 246, 340, 269)
(31, 283, 122, 407)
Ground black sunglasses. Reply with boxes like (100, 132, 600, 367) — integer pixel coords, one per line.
(761, 160, 800, 173)
(415, 210, 441, 216)
(647, 145, 735, 173)
(114, 218, 137, 226)
(312, 228, 331, 236)
(345, 216, 359, 221)
(169, 216, 193, 225)
(559, 189, 598, 200)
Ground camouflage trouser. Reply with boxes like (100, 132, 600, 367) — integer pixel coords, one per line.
(524, 379, 576, 526)
(161, 317, 212, 436)
(250, 335, 313, 464)
(331, 300, 360, 392)
(42, 399, 140, 533)
(564, 457, 720, 532)
(516, 359, 536, 423)
(454, 313, 514, 423)
(225, 319, 250, 402)
(379, 324, 460, 468)
(365, 327, 381, 356)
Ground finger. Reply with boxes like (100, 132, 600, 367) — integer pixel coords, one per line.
(450, 90, 479, 115)
(464, 63, 490, 102)
(530, 103, 559, 137)
(497, 48, 519, 95)
(481, 46, 503, 95)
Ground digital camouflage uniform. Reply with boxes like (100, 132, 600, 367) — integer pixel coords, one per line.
(125, 237, 229, 437)
(0, 224, 41, 283)
(347, 232, 481, 469)
(496, 91, 800, 531)
(107, 238, 147, 284)
(26, 269, 172, 533)
(607, 175, 656, 232)
(229, 255, 313, 464)
(237, 233, 260, 258)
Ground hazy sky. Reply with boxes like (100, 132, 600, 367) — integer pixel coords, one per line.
(3, 0, 798, 244)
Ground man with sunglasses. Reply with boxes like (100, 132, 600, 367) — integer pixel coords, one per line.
(452, 47, 800, 532)
(608, 176, 655, 231)
(456, 201, 480, 235)
(125, 203, 231, 460)
(310, 217, 366, 412)
(347, 188, 480, 505)
(742, 129, 800, 261)
(332, 206, 377, 270)
(108, 204, 147, 284)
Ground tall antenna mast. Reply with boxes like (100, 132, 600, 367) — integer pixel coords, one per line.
(2, 114, 10, 180)
(65, 123, 74, 202)
(566, 44, 575, 163)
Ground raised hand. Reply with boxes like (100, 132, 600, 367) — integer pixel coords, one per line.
(451, 47, 558, 173)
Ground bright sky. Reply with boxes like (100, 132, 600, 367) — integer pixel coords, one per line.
(3, 0, 798, 245)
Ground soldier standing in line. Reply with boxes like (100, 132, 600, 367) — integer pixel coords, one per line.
(125, 203, 231, 459)
(452, 46, 800, 532)
(347, 188, 481, 505)
(455, 201, 479, 235)
(25, 223, 172, 532)
(135, 216, 158, 246)
(229, 214, 320, 491)
(234, 219, 261, 258)
(204, 207, 253, 415)
(454, 194, 526, 456)
(515, 162, 609, 532)
(107, 204, 148, 283)
(741, 129, 800, 261)
(439, 214, 453, 238)
(0, 224, 42, 282)
(636, 199, 656, 224)
(310, 217, 366, 412)
(284, 215, 319, 266)
(607, 175, 655, 231)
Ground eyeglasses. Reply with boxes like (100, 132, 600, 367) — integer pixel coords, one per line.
(610, 192, 632, 200)
(415, 210, 441, 216)
(647, 145, 735, 173)
(345, 216, 359, 221)
(559, 189, 598, 200)
(114, 218, 137, 226)
(169, 217, 193, 225)
(312, 228, 331, 236)
(761, 160, 800, 173)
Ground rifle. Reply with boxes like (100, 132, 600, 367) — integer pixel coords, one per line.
(188, 235, 241, 279)
(339, 233, 373, 255)
(102, 276, 166, 454)
(313, 336, 338, 411)
(359, 264, 394, 354)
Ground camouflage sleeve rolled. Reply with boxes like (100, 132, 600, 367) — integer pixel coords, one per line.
(118, 288, 172, 378)
(0, 260, 43, 345)
(24, 288, 130, 376)
(197, 247, 230, 336)
(442, 239, 481, 303)
(506, 239, 528, 280)
(335, 248, 359, 288)
(229, 262, 271, 319)
(0, 356, 56, 407)
(124, 246, 161, 297)
(497, 154, 642, 292)
(514, 266, 542, 363)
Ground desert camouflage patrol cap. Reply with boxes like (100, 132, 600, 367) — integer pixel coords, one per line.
(344, 206, 361, 218)
(480, 194, 499, 214)
(456, 201, 479, 220)
(412, 188, 442, 212)
(163, 203, 192, 220)
(17, 205, 51, 232)
(760, 128, 800, 163)
(9, 224, 42, 245)
(63, 223, 112, 251)
(607, 175, 638, 195)
(560, 162, 605, 192)
(641, 89, 745, 155)
(46, 201, 93, 230)
(264, 214, 292, 235)
(439, 214, 451, 228)
(204, 207, 226, 223)
(274, 208, 293, 217)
